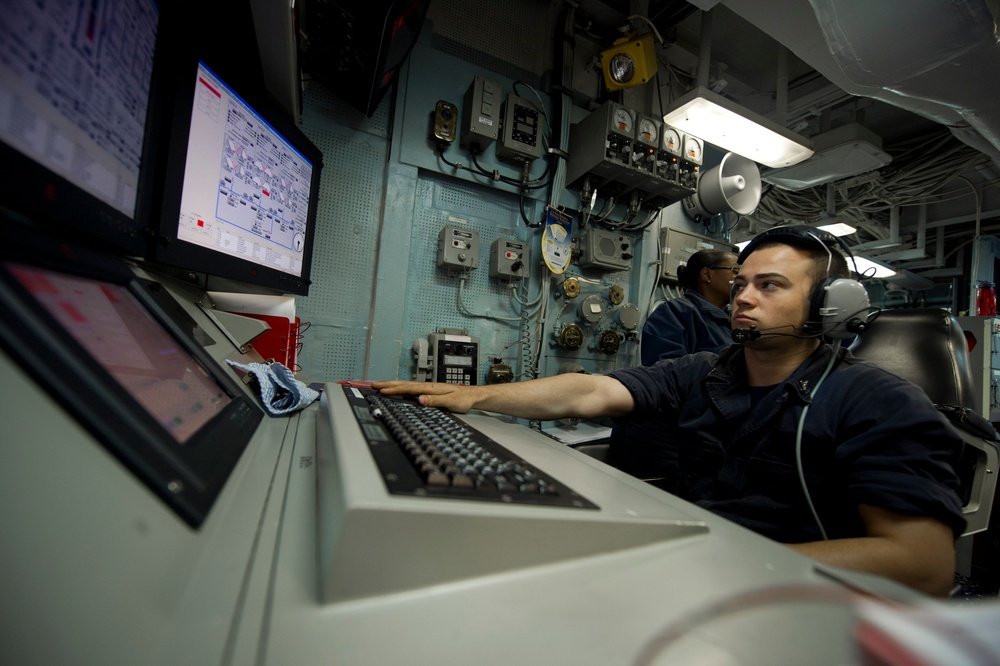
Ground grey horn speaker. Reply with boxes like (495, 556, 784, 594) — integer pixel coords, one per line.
(683, 152, 762, 220)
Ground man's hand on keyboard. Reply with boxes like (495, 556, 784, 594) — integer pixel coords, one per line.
(373, 380, 478, 413)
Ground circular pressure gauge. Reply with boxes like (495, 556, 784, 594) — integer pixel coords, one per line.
(661, 128, 682, 156)
(598, 330, 621, 355)
(612, 107, 634, 134)
(637, 118, 658, 146)
(559, 324, 584, 351)
(683, 136, 704, 165)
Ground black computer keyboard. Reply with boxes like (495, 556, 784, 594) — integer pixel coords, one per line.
(344, 387, 598, 509)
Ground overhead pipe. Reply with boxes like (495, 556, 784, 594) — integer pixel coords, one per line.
(875, 205, 928, 261)
(854, 205, 901, 250)
(775, 47, 789, 127)
(696, 10, 713, 88)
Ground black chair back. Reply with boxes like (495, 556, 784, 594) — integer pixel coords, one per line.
(850, 308, 998, 536)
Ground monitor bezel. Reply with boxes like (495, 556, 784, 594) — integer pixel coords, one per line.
(0, 224, 265, 528)
(0, 0, 163, 258)
(151, 58, 324, 296)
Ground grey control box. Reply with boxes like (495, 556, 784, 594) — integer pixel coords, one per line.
(460, 76, 502, 153)
(659, 227, 736, 282)
(437, 226, 480, 270)
(489, 238, 529, 279)
(576, 228, 633, 271)
(496, 94, 543, 164)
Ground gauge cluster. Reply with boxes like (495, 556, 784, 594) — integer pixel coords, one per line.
(566, 101, 702, 211)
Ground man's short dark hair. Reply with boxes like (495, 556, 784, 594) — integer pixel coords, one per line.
(741, 227, 851, 292)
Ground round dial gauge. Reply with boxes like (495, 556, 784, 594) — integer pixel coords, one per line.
(683, 136, 704, 164)
(637, 118, 658, 145)
(612, 107, 633, 134)
(661, 128, 681, 155)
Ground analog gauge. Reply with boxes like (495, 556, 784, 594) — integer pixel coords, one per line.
(598, 330, 621, 355)
(683, 136, 704, 165)
(637, 118, 658, 146)
(612, 107, 633, 135)
(558, 324, 584, 351)
(661, 128, 682, 156)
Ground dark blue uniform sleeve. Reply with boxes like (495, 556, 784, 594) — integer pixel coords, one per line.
(830, 363, 967, 537)
(640, 294, 731, 365)
(639, 301, 691, 365)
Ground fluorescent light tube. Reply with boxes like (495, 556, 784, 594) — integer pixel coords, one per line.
(662, 87, 814, 169)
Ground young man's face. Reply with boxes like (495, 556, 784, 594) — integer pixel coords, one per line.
(730, 244, 816, 343)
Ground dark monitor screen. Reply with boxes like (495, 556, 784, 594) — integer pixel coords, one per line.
(11, 266, 233, 443)
(153, 61, 323, 295)
(0, 0, 160, 256)
(0, 225, 264, 528)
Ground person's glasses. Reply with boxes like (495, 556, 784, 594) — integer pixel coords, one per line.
(708, 265, 738, 274)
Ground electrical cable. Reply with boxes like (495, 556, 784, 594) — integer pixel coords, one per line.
(794, 339, 844, 541)
(456, 275, 522, 323)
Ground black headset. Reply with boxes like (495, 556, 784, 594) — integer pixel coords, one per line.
(733, 225, 872, 340)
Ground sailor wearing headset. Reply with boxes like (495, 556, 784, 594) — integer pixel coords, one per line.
(374, 225, 966, 597)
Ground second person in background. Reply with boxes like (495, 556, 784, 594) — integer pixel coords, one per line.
(639, 248, 738, 364)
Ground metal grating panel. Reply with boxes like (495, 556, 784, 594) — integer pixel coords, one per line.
(426, 0, 556, 78)
(397, 173, 532, 382)
(294, 84, 389, 381)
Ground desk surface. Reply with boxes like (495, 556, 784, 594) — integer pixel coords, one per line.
(0, 339, 929, 666)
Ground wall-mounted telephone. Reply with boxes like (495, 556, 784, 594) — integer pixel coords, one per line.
(413, 328, 480, 384)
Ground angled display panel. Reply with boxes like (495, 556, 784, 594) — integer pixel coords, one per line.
(0, 0, 161, 256)
(153, 61, 323, 295)
(0, 224, 263, 528)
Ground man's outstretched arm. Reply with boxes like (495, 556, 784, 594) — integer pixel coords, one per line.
(786, 504, 956, 597)
(372, 373, 635, 421)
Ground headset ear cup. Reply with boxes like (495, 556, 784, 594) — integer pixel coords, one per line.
(804, 277, 835, 332)
(820, 278, 871, 339)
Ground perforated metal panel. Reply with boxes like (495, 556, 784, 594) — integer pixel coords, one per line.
(426, 0, 557, 78)
(294, 84, 390, 381)
(397, 173, 533, 382)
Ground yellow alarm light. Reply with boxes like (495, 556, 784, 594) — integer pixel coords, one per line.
(600, 32, 657, 92)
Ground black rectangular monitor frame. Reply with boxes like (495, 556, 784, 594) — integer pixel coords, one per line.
(152, 59, 323, 296)
(0, 223, 264, 528)
(0, 0, 163, 258)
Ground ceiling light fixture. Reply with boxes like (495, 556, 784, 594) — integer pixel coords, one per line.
(661, 86, 814, 169)
(762, 123, 892, 191)
(816, 222, 856, 237)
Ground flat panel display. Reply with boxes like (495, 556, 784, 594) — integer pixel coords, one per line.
(0, 224, 264, 527)
(0, 0, 160, 255)
(153, 61, 323, 295)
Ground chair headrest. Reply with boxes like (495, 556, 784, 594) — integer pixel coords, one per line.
(849, 308, 977, 409)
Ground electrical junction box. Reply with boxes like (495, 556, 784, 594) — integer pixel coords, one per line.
(576, 228, 632, 271)
(437, 226, 479, 270)
(496, 94, 543, 164)
(565, 101, 635, 188)
(659, 227, 736, 282)
(460, 76, 502, 153)
(489, 238, 529, 279)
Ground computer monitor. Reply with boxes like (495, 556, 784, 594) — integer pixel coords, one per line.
(0, 0, 161, 256)
(153, 61, 323, 296)
(0, 223, 264, 528)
